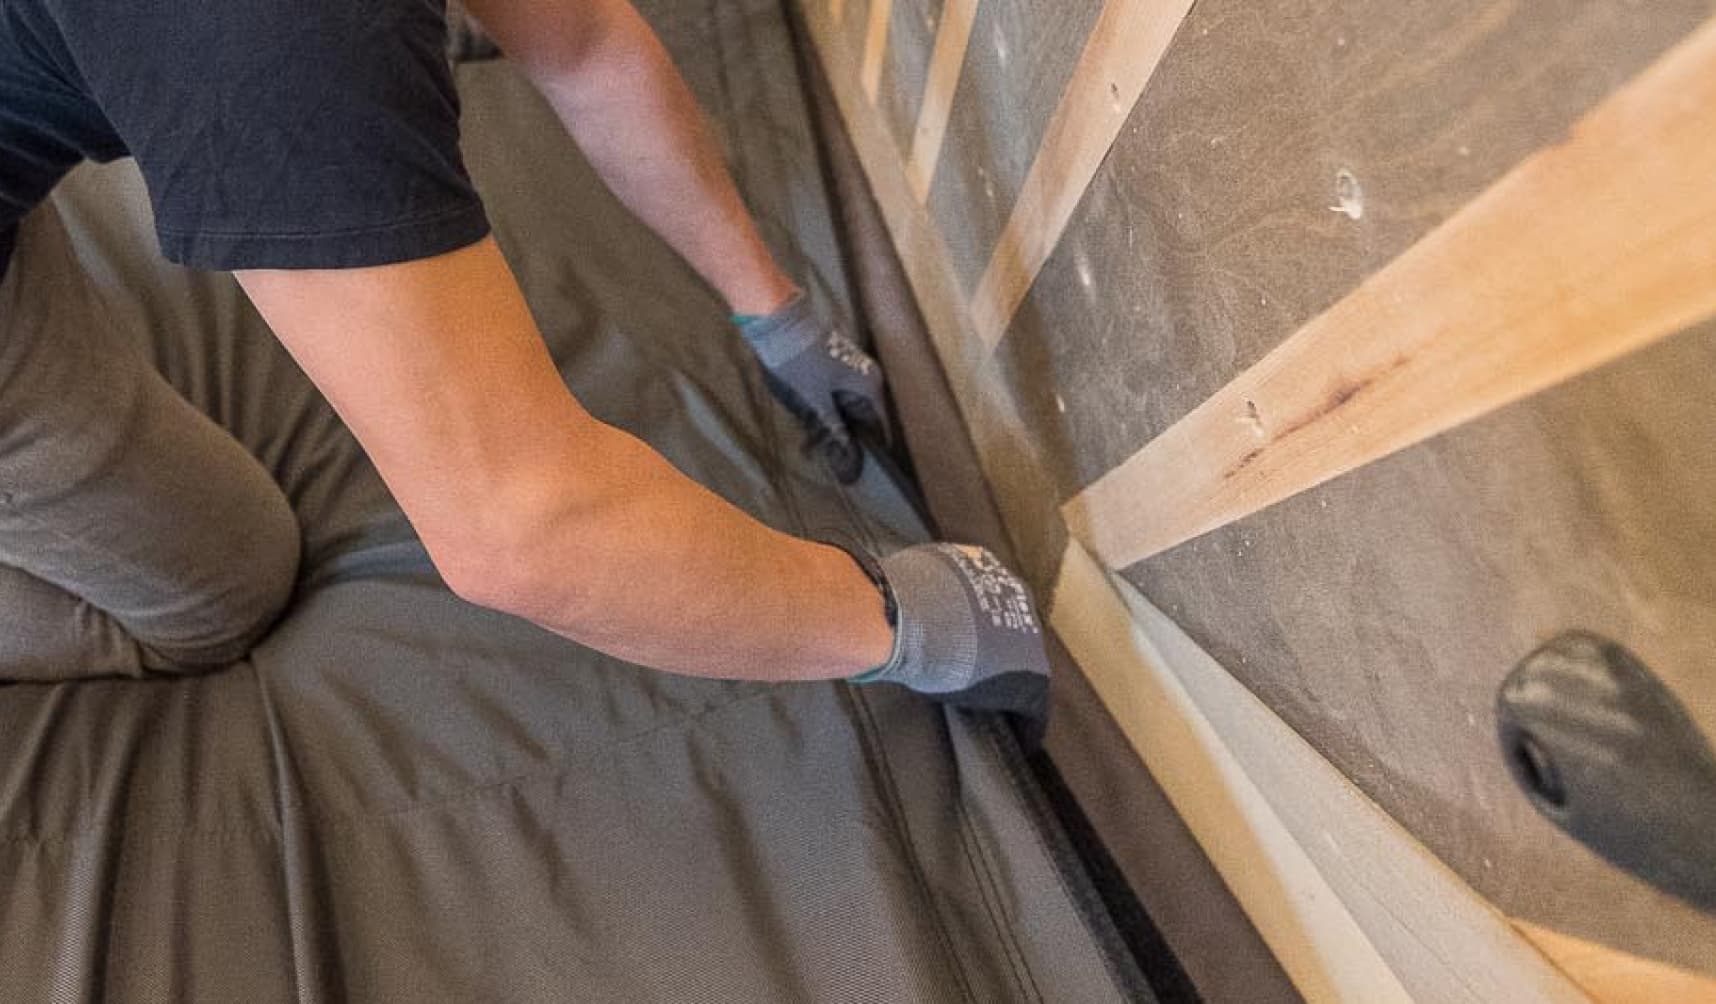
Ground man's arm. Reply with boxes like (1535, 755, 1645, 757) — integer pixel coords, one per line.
(237, 238, 892, 680)
(466, 0, 898, 480)
(462, 0, 797, 316)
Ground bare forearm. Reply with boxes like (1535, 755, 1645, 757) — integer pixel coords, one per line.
(238, 240, 888, 683)
(467, 0, 795, 314)
(470, 420, 891, 680)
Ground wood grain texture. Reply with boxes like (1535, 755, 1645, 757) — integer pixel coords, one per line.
(1050, 545, 1413, 1004)
(1063, 16, 1716, 570)
(986, 0, 1716, 972)
(904, 0, 979, 202)
(1051, 542, 1590, 1004)
(991, 0, 1716, 547)
(1121, 317, 1716, 973)
(860, 0, 894, 101)
(967, 0, 1193, 350)
(1516, 922, 1716, 1004)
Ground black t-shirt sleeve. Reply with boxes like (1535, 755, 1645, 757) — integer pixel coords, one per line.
(50, 0, 489, 270)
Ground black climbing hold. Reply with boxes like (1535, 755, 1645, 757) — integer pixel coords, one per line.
(1497, 631, 1716, 914)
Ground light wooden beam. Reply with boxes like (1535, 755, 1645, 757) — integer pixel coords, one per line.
(904, 0, 982, 203)
(802, 4, 1710, 995)
(968, 0, 1193, 349)
(797, 0, 1006, 449)
(1050, 542, 1590, 1004)
(830, 0, 845, 25)
(1050, 545, 1413, 1003)
(1062, 17, 1716, 571)
(860, 0, 894, 103)
(1516, 922, 1716, 1004)
(797, 0, 1064, 579)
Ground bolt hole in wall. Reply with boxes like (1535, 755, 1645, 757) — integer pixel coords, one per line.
(1506, 730, 1568, 813)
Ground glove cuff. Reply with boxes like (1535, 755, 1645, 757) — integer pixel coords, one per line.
(814, 536, 902, 681)
(736, 292, 819, 366)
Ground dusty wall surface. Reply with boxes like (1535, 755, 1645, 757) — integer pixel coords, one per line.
(793, 0, 1716, 998)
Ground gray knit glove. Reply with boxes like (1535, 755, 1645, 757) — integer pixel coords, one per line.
(854, 543, 1050, 719)
(738, 293, 890, 483)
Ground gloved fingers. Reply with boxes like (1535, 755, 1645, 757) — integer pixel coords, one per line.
(799, 400, 863, 484)
(817, 428, 865, 484)
(833, 388, 891, 448)
(829, 342, 891, 442)
(761, 367, 825, 430)
(867, 542, 1052, 724)
(763, 369, 866, 483)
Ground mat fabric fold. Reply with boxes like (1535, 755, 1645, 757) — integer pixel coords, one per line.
(0, 8, 1143, 1000)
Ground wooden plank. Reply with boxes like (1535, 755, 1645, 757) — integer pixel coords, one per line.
(804, 6, 1707, 988)
(1044, 638, 1305, 1003)
(797, 0, 1004, 450)
(803, 15, 1295, 995)
(904, 0, 980, 203)
(860, 0, 895, 102)
(831, 0, 845, 25)
(1050, 541, 1591, 1004)
(810, 0, 1716, 979)
(800, 0, 1094, 594)
(800, 5, 971, 379)
(1049, 543, 1412, 1004)
(1516, 922, 1716, 1004)
(967, 0, 1193, 349)
(1062, 17, 1716, 570)
(923, 0, 1106, 297)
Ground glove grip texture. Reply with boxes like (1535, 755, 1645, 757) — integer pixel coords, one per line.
(873, 547, 980, 692)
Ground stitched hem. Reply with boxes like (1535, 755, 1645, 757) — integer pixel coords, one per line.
(846, 689, 981, 1004)
(157, 203, 491, 271)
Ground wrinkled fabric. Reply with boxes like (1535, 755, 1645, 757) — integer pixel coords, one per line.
(0, 203, 300, 679)
(0, 26, 1144, 1003)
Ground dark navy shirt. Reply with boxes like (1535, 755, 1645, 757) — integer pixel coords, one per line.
(0, 0, 489, 277)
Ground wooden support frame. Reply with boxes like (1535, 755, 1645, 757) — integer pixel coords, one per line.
(794, 3, 1716, 997)
(1063, 17, 1716, 570)
(860, 0, 894, 102)
(796, 0, 1005, 438)
(968, 0, 1193, 350)
(904, 0, 981, 203)
(1516, 923, 1716, 1004)
(1049, 542, 1590, 1004)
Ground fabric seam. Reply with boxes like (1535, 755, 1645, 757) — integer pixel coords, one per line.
(846, 689, 980, 1004)
(985, 717, 1155, 1001)
(949, 758, 1045, 1003)
(0, 686, 773, 848)
(155, 202, 483, 241)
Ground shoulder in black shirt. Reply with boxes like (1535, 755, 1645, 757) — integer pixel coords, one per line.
(0, 0, 489, 276)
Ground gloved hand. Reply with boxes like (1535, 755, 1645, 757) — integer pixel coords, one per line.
(851, 542, 1051, 720)
(737, 293, 890, 483)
